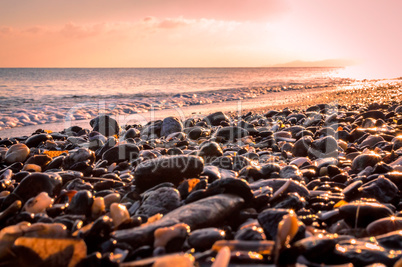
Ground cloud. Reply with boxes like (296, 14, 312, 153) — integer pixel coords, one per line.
(60, 22, 106, 39)
(157, 17, 190, 29)
(145, 0, 288, 21)
(0, 26, 13, 34)
(0, 0, 288, 28)
(0, 16, 275, 67)
(23, 26, 44, 34)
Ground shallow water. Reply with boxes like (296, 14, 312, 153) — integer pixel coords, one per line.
(0, 67, 343, 99)
(0, 67, 349, 131)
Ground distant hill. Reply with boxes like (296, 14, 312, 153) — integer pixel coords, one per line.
(270, 59, 356, 68)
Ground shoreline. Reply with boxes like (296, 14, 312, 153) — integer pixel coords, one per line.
(0, 79, 401, 138)
(0, 78, 401, 266)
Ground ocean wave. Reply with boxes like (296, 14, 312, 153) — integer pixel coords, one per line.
(0, 79, 352, 131)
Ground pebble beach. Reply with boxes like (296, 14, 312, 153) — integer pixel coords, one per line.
(0, 79, 402, 266)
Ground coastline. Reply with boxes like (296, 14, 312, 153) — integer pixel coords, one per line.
(0, 77, 401, 266)
(1, 79, 401, 138)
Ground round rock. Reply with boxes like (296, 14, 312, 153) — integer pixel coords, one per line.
(216, 126, 249, 141)
(5, 143, 30, 164)
(24, 134, 52, 148)
(90, 115, 120, 136)
(136, 187, 181, 217)
(102, 144, 140, 163)
(188, 228, 225, 251)
(351, 154, 382, 172)
(134, 155, 204, 192)
(160, 117, 183, 137)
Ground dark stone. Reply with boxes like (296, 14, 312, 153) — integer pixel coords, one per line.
(198, 141, 223, 163)
(232, 156, 252, 172)
(124, 128, 140, 140)
(201, 165, 222, 183)
(235, 226, 266, 241)
(210, 156, 233, 170)
(160, 117, 183, 137)
(250, 178, 310, 198)
(271, 192, 306, 211)
(216, 126, 249, 141)
(359, 135, 385, 148)
(339, 202, 393, 228)
(24, 134, 52, 148)
(113, 194, 244, 248)
(102, 144, 140, 163)
(135, 187, 181, 217)
(351, 154, 382, 172)
(62, 148, 96, 170)
(90, 115, 120, 136)
(188, 127, 202, 140)
(188, 228, 226, 251)
(384, 172, 402, 190)
(359, 176, 398, 203)
(25, 154, 52, 169)
(257, 208, 291, 240)
(308, 135, 338, 158)
(134, 155, 204, 192)
(279, 165, 303, 181)
(66, 190, 94, 216)
(0, 172, 62, 211)
(203, 111, 229, 126)
(359, 110, 386, 120)
(292, 136, 313, 157)
(207, 178, 254, 203)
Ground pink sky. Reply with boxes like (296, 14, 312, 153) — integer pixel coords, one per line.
(0, 0, 401, 78)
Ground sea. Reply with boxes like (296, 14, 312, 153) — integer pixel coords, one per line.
(0, 67, 349, 133)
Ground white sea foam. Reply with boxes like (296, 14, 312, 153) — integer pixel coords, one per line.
(0, 67, 352, 131)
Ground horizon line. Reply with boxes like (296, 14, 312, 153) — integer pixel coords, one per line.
(0, 66, 346, 69)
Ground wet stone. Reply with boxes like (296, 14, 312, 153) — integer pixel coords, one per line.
(160, 117, 183, 137)
(201, 165, 221, 183)
(292, 136, 313, 157)
(251, 179, 310, 199)
(235, 226, 266, 241)
(339, 202, 394, 228)
(279, 165, 303, 181)
(25, 133, 53, 148)
(358, 176, 399, 203)
(90, 115, 120, 137)
(188, 228, 226, 251)
(367, 217, 402, 236)
(206, 178, 254, 203)
(1, 172, 62, 211)
(123, 128, 140, 140)
(102, 143, 140, 163)
(351, 153, 382, 172)
(197, 141, 223, 163)
(257, 208, 292, 240)
(271, 192, 306, 211)
(66, 190, 94, 216)
(134, 155, 204, 192)
(135, 187, 181, 217)
(2, 100, 402, 266)
(113, 194, 244, 248)
(308, 136, 338, 158)
(216, 126, 249, 141)
(203, 111, 229, 126)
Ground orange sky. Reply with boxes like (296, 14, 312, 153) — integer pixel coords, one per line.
(0, 0, 401, 78)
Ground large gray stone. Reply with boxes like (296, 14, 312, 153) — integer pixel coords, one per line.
(112, 194, 244, 248)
